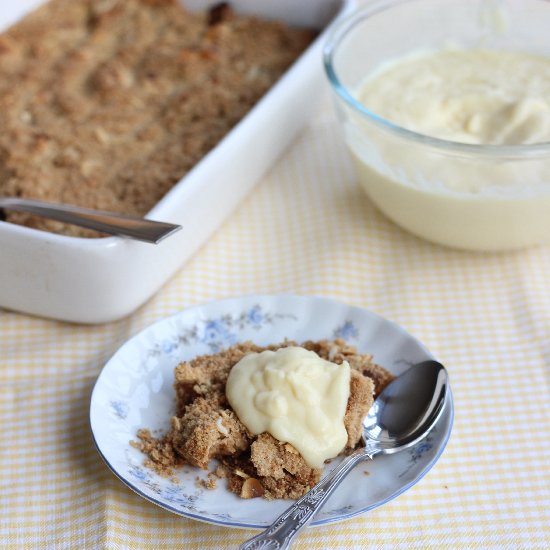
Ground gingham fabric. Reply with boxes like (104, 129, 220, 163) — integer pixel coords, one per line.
(1, 94, 549, 550)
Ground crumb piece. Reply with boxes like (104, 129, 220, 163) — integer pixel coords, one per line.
(206, 474, 218, 490)
(214, 464, 227, 479)
(344, 370, 375, 447)
(132, 428, 183, 477)
(249, 433, 322, 500)
(169, 399, 251, 469)
(196, 472, 218, 490)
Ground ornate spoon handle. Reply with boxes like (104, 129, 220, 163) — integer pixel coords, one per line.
(240, 445, 377, 550)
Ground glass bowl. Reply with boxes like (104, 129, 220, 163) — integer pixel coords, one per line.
(323, 0, 550, 251)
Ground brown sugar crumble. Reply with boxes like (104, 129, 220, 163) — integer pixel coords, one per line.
(133, 339, 395, 500)
(195, 471, 219, 491)
(0, 0, 316, 237)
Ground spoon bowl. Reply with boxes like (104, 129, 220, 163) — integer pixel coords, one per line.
(241, 360, 449, 549)
(364, 360, 448, 452)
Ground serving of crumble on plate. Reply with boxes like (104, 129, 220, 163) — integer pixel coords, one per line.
(90, 295, 453, 528)
(132, 339, 395, 500)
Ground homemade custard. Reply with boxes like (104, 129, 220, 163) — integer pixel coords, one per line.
(344, 47, 550, 250)
(134, 340, 394, 500)
(358, 49, 550, 146)
(226, 347, 351, 469)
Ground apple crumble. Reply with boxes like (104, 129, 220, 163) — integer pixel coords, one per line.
(0, 0, 316, 236)
(133, 339, 394, 500)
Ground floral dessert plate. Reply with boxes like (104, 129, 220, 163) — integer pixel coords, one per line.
(90, 294, 454, 529)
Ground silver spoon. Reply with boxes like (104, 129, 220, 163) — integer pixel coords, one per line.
(0, 197, 181, 243)
(241, 359, 448, 550)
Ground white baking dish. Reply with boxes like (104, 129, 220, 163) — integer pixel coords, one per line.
(0, 0, 347, 323)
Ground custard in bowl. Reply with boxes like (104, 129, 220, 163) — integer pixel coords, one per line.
(324, 0, 550, 251)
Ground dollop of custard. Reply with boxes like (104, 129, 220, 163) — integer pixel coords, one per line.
(226, 347, 350, 469)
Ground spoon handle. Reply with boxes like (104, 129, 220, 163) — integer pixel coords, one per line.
(240, 445, 377, 550)
(0, 197, 181, 243)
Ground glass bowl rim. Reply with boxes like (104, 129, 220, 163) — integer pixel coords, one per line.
(323, 0, 550, 158)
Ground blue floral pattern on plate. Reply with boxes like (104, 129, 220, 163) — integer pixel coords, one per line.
(333, 320, 359, 340)
(110, 400, 129, 420)
(146, 304, 297, 356)
(90, 295, 453, 529)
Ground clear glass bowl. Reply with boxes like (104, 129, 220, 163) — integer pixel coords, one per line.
(324, 0, 550, 251)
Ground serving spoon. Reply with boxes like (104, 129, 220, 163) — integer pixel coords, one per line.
(241, 359, 448, 550)
(0, 197, 181, 243)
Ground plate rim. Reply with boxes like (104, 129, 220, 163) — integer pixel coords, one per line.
(89, 293, 454, 529)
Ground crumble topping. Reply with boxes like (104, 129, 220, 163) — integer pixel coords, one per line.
(0, 0, 316, 236)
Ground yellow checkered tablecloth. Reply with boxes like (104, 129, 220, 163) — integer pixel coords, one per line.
(1, 95, 549, 550)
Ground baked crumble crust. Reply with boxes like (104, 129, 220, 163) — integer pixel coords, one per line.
(133, 340, 395, 500)
(0, 0, 316, 236)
